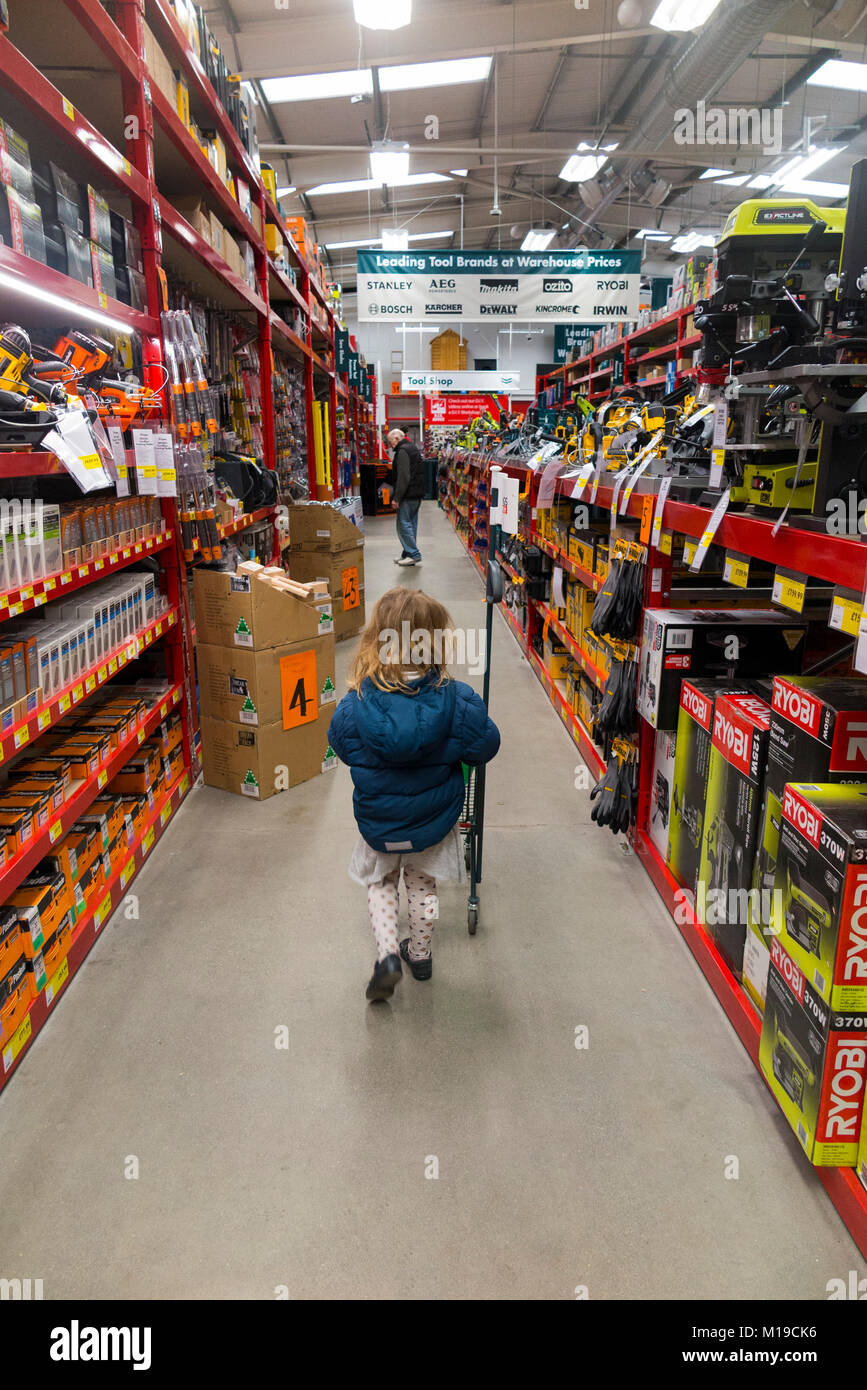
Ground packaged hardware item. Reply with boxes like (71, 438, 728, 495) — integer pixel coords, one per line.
(747, 678, 867, 1011)
(760, 939, 867, 1166)
(650, 728, 676, 861)
(769, 783, 867, 1011)
(697, 690, 771, 978)
(637, 609, 807, 730)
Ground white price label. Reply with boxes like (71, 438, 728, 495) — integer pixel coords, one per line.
(651, 476, 672, 551)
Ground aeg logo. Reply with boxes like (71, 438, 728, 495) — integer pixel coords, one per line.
(782, 786, 822, 847)
(681, 683, 711, 728)
(774, 681, 821, 735)
(713, 709, 747, 763)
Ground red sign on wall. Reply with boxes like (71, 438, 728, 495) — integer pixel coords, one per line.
(424, 394, 504, 427)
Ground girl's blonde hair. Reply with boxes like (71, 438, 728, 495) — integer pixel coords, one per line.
(348, 586, 454, 694)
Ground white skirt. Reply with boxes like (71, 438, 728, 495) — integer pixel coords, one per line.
(348, 823, 467, 887)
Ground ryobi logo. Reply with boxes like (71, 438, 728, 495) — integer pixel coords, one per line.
(681, 683, 712, 729)
(713, 709, 748, 764)
(831, 716, 867, 771)
(783, 786, 822, 848)
(771, 936, 806, 1000)
(823, 1041, 867, 1140)
(773, 681, 821, 735)
(844, 872, 867, 983)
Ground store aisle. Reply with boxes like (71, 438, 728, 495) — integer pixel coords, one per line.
(0, 504, 859, 1301)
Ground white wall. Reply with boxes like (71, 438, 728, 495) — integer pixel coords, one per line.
(343, 316, 555, 394)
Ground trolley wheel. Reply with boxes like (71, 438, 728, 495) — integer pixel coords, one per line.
(467, 904, 478, 935)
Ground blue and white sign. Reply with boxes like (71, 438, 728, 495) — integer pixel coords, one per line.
(358, 248, 640, 324)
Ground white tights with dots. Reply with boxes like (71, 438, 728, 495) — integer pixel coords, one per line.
(368, 865, 437, 963)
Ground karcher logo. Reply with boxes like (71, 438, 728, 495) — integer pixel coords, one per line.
(543, 277, 572, 293)
(425, 303, 462, 314)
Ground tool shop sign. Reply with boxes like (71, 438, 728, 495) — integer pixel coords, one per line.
(356, 249, 641, 324)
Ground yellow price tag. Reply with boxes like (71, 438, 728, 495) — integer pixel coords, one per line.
(49, 820, 62, 844)
(830, 593, 862, 637)
(78, 565, 90, 578)
(13, 727, 29, 749)
(62, 97, 74, 120)
(98, 666, 107, 683)
(72, 684, 84, 704)
(143, 827, 154, 855)
(108, 658, 117, 675)
(85, 676, 95, 693)
(60, 571, 72, 585)
(94, 892, 112, 931)
(120, 859, 134, 889)
(8, 603, 22, 617)
(80, 452, 101, 470)
(98, 292, 108, 308)
(34, 594, 46, 608)
(160, 802, 171, 828)
(59, 695, 70, 714)
(682, 538, 697, 566)
(94, 561, 104, 572)
(122, 548, 131, 559)
(3, 1014, 31, 1072)
(37, 710, 51, 731)
(772, 569, 806, 614)
(97, 769, 107, 789)
(180, 772, 190, 795)
(137, 728, 145, 745)
(45, 957, 69, 1006)
(723, 552, 750, 588)
(659, 530, 672, 556)
(44, 578, 56, 591)
(20, 586, 33, 600)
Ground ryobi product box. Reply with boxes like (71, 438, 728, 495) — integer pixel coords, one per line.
(759, 938, 867, 1166)
(650, 728, 676, 862)
(769, 783, 867, 1011)
(193, 568, 328, 650)
(637, 609, 807, 731)
(288, 503, 363, 554)
(288, 545, 365, 641)
(697, 690, 771, 978)
(200, 711, 332, 801)
(859, 1104, 867, 1191)
(197, 633, 336, 727)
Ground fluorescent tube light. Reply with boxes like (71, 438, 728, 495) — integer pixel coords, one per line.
(651, 0, 722, 31)
(559, 142, 618, 183)
(0, 270, 130, 332)
(770, 145, 842, 187)
(670, 231, 716, 253)
(700, 167, 733, 179)
(521, 228, 556, 251)
(807, 59, 867, 92)
(716, 174, 750, 187)
(379, 56, 492, 91)
(449, 169, 469, 177)
(780, 179, 849, 198)
(369, 142, 411, 184)
(325, 237, 382, 250)
(276, 186, 296, 197)
(261, 69, 373, 104)
(381, 229, 409, 250)
(636, 229, 672, 241)
(353, 0, 411, 30)
(306, 172, 450, 196)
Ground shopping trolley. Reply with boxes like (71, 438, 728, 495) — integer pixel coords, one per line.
(460, 556, 503, 934)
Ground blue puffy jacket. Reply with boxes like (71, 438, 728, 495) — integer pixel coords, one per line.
(328, 673, 500, 852)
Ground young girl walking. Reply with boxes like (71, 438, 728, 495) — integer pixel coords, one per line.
(328, 587, 500, 1002)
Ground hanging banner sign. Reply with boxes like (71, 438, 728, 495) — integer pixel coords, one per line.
(347, 352, 361, 387)
(335, 328, 351, 374)
(554, 324, 594, 364)
(424, 394, 506, 427)
(358, 249, 641, 324)
(402, 369, 521, 392)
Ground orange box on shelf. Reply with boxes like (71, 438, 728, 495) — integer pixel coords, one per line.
(120, 795, 147, 846)
(0, 788, 52, 833)
(19, 756, 73, 796)
(0, 909, 21, 978)
(63, 825, 100, 886)
(9, 870, 73, 957)
(0, 806, 34, 859)
(163, 743, 184, 788)
(108, 744, 162, 796)
(39, 912, 73, 984)
(0, 954, 32, 1046)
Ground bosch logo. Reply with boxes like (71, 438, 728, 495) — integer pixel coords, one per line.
(774, 681, 820, 735)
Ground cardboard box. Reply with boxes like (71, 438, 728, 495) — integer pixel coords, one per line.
(650, 728, 676, 861)
(768, 783, 867, 1012)
(288, 546, 365, 641)
(637, 608, 808, 730)
(170, 196, 212, 246)
(0, 953, 32, 1046)
(667, 679, 744, 898)
(858, 1103, 867, 1190)
(200, 712, 333, 800)
(197, 634, 336, 727)
(760, 941, 867, 1166)
(288, 503, 363, 554)
(697, 690, 772, 978)
(193, 567, 332, 651)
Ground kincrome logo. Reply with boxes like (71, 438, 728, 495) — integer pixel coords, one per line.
(425, 303, 462, 313)
(480, 278, 518, 292)
(543, 277, 572, 293)
(480, 304, 517, 315)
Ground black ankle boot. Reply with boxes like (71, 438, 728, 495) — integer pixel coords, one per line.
(365, 953, 402, 1001)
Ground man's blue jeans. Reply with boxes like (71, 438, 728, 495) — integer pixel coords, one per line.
(396, 497, 422, 560)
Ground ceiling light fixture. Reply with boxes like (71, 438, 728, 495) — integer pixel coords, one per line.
(353, 0, 412, 30)
(670, 231, 716, 253)
(379, 56, 492, 91)
(650, 0, 722, 31)
(276, 186, 296, 197)
(559, 142, 618, 183)
(699, 167, 734, 179)
(306, 172, 450, 196)
(369, 141, 411, 184)
(521, 228, 556, 251)
(381, 228, 409, 250)
(261, 69, 373, 104)
(807, 58, 867, 93)
(635, 229, 673, 241)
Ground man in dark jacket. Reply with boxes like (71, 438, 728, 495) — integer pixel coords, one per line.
(387, 428, 425, 566)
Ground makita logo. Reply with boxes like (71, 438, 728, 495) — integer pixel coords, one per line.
(543, 277, 572, 293)
(713, 709, 748, 765)
(681, 683, 712, 730)
(771, 936, 805, 999)
(844, 870, 867, 983)
(774, 681, 821, 736)
(480, 304, 517, 315)
(480, 278, 518, 292)
(783, 786, 822, 847)
(823, 1040, 867, 1140)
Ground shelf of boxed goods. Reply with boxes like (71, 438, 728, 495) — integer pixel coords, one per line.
(0, 529, 175, 616)
(156, 195, 267, 317)
(1, 740, 193, 1090)
(0, 241, 160, 341)
(0, 608, 180, 904)
(218, 506, 278, 541)
(534, 601, 607, 690)
(268, 260, 312, 321)
(143, 0, 261, 189)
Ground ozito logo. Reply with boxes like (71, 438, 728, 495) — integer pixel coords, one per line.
(773, 680, 821, 736)
(680, 682, 712, 731)
(543, 278, 572, 293)
(480, 278, 518, 292)
(782, 786, 822, 848)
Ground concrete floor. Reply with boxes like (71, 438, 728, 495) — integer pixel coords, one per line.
(0, 503, 863, 1301)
